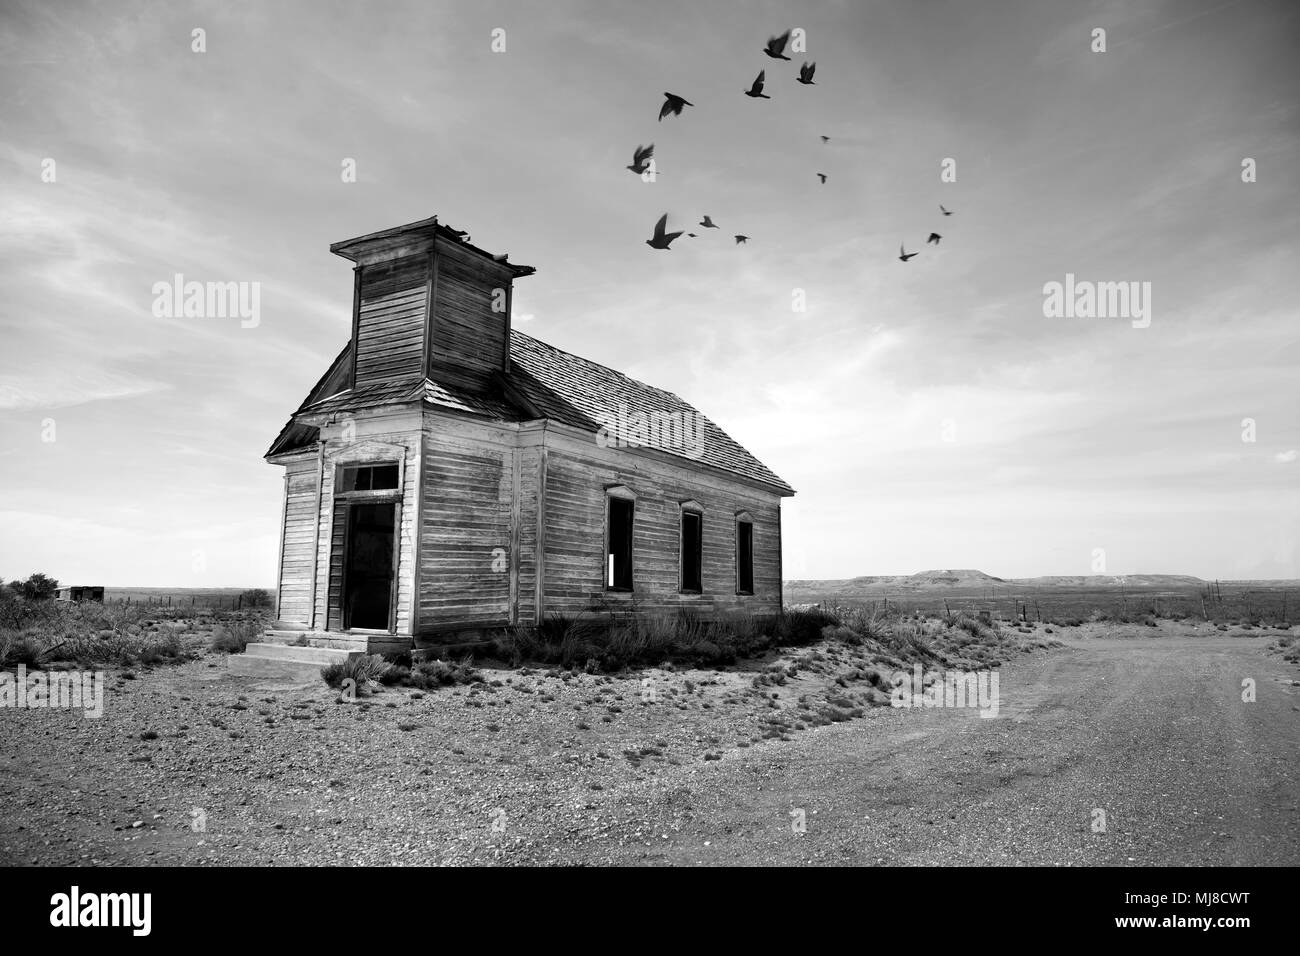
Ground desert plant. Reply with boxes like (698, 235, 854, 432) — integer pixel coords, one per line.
(320, 653, 394, 694)
(0, 634, 43, 668)
(403, 656, 482, 689)
(7, 573, 59, 602)
(210, 620, 260, 654)
(239, 588, 273, 608)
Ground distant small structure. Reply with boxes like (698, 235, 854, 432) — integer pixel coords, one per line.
(55, 586, 104, 603)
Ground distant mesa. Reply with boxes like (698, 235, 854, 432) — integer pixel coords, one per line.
(785, 570, 1224, 592)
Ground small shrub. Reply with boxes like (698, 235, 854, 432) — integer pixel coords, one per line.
(211, 620, 261, 654)
(0, 634, 43, 668)
(321, 654, 393, 695)
(239, 588, 273, 609)
(400, 656, 482, 689)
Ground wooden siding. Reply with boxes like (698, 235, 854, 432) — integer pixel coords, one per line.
(325, 501, 349, 631)
(537, 431, 784, 618)
(428, 239, 514, 392)
(277, 459, 318, 624)
(416, 414, 516, 631)
(354, 257, 429, 386)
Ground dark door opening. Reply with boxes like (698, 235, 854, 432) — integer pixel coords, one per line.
(344, 502, 395, 630)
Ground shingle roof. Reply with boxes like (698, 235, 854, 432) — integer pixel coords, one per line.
(267, 332, 794, 495)
(507, 332, 794, 494)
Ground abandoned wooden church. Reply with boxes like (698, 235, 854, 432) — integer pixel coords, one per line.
(263, 216, 794, 654)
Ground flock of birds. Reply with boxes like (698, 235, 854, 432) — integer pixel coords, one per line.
(632, 29, 953, 262)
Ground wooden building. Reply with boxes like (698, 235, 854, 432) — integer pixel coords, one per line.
(55, 586, 104, 603)
(265, 217, 794, 653)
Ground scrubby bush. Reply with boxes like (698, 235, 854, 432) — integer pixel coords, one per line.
(773, 608, 840, 646)
(0, 634, 43, 667)
(6, 573, 59, 601)
(321, 654, 393, 694)
(210, 619, 262, 654)
(239, 588, 273, 609)
(493, 607, 843, 671)
(0, 600, 202, 669)
(403, 656, 482, 688)
(0, 590, 59, 631)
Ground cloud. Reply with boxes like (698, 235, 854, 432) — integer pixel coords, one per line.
(0, 369, 169, 411)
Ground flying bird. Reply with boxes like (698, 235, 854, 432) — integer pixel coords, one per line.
(627, 144, 654, 175)
(940, 204, 953, 216)
(734, 235, 749, 244)
(797, 62, 816, 85)
(927, 233, 942, 245)
(820, 135, 830, 143)
(898, 244, 918, 262)
(646, 214, 684, 250)
(699, 215, 719, 228)
(687, 233, 698, 238)
(763, 30, 792, 60)
(659, 92, 693, 122)
(744, 71, 770, 99)
(817, 173, 827, 184)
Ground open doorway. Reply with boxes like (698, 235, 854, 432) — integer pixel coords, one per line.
(344, 502, 396, 630)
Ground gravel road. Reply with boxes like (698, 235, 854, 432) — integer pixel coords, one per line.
(609, 626, 1299, 865)
(1, 622, 1294, 866)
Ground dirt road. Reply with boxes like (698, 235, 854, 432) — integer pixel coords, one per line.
(2, 623, 1295, 866)
(601, 627, 1299, 865)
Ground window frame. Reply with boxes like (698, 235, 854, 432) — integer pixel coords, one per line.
(604, 485, 637, 592)
(679, 500, 704, 594)
(735, 511, 755, 595)
(335, 461, 402, 498)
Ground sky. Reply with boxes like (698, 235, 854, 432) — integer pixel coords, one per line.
(0, 0, 1297, 587)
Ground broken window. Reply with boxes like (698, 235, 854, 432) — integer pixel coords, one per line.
(736, 519, 754, 594)
(340, 463, 399, 493)
(681, 511, 703, 593)
(607, 496, 634, 590)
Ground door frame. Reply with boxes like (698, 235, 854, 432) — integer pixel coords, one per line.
(336, 495, 402, 634)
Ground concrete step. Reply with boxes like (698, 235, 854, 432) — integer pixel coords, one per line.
(244, 643, 356, 665)
(262, 630, 370, 652)
(229, 643, 361, 681)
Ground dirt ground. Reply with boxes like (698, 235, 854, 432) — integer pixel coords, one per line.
(0, 619, 1295, 865)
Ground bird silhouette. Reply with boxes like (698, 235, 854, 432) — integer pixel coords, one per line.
(797, 62, 816, 84)
(940, 204, 953, 216)
(699, 215, 719, 228)
(659, 93, 693, 122)
(745, 71, 770, 99)
(817, 173, 827, 184)
(646, 214, 684, 250)
(820, 135, 830, 143)
(927, 233, 942, 245)
(734, 235, 749, 244)
(898, 244, 918, 262)
(627, 144, 654, 175)
(763, 30, 792, 60)
(687, 233, 698, 238)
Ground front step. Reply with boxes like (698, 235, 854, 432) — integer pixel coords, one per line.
(261, 629, 368, 652)
(228, 643, 362, 681)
